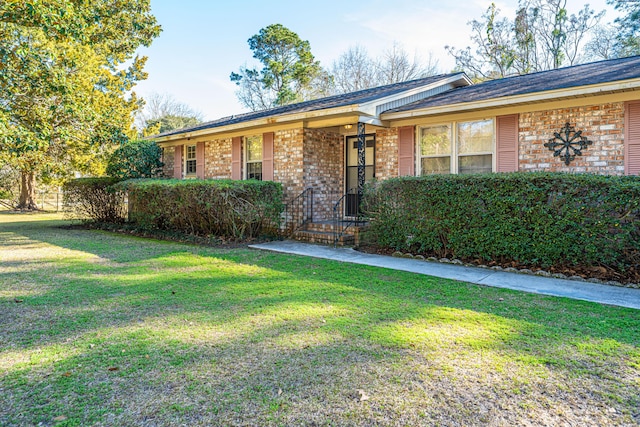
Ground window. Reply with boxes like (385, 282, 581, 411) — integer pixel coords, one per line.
(245, 135, 262, 180)
(420, 124, 451, 174)
(457, 120, 493, 174)
(419, 119, 494, 175)
(185, 145, 196, 175)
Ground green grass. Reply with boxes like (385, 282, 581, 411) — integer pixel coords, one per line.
(1, 213, 639, 426)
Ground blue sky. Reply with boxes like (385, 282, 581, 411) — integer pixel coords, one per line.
(135, 0, 615, 120)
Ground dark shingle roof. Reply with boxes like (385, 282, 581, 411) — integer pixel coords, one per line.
(385, 55, 640, 114)
(154, 73, 465, 138)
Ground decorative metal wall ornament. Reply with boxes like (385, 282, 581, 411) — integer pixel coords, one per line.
(544, 122, 593, 166)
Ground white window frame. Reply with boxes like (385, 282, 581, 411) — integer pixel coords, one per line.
(185, 144, 197, 176)
(244, 135, 263, 180)
(417, 119, 496, 175)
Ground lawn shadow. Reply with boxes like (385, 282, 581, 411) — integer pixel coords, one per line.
(1, 216, 639, 425)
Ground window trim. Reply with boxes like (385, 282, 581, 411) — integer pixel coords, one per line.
(244, 134, 263, 180)
(417, 119, 496, 175)
(185, 144, 197, 176)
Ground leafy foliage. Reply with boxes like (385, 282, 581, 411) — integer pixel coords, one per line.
(0, 0, 161, 209)
(608, 0, 640, 57)
(120, 179, 284, 239)
(106, 140, 164, 179)
(363, 173, 640, 273)
(145, 115, 202, 135)
(135, 92, 203, 136)
(63, 177, 126, 223)
(446, 1, 604, 79)
(230, 24, 324, 110)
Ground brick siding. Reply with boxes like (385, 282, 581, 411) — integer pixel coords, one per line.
(375, 128, 400, 180)
(204, 138, 233, 179)
(161, 147, 175, 178)
(273, 128, 305, 197)
(519, 103, 626, 174)
(303, 129, 343, 221)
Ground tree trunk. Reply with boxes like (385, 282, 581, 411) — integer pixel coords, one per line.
(17, 171, 38, 210)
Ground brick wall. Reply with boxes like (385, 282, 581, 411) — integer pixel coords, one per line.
(161, 147, 175, 178)
(519, 103, 626, 174)
(204, 138, 233, 179)
(274, 128, 305, 197)
(303, 128, 343, 221)
(375, 128, 400, 180)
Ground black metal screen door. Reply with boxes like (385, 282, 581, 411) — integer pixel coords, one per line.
(345, 134, 375, 216)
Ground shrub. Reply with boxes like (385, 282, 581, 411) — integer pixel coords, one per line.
(106, 140, 163, 179)
(363, 173, 640, 271)
(118, 179, 284, 239)
(63, 177, 126, 223)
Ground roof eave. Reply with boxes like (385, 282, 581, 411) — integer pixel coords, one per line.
(153, 74, 473, 144)
(153, 104, 365, 143)
(381, 78, 640, 120)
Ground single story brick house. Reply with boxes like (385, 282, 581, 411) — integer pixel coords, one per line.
(153, 55, 640, 240)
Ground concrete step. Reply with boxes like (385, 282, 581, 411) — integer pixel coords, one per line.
(292, 229, 355, 246)
(304, 220, 366, 234)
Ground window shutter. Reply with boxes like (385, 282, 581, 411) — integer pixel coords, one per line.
(232, 137, 242, 180)
(173, 145, 183, 179)
(625, 101, 640, 175)
(398, 126, 415, 176)
(262, 132, 274, 181)
(196, 142, 205, 179)
(496, 114, 519, 172)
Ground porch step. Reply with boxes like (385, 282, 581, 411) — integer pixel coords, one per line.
(304, 220, 364, 234)
(292, 229, 355, 246)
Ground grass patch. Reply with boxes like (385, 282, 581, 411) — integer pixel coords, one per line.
(1, 213, 639, 426)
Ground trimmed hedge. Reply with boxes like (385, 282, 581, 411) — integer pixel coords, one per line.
(363, 173, 640, 271)
(63, 177, 126, 223)
(118, 179, 284, 239)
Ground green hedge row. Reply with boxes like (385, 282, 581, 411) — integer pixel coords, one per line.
(63, 177, 126, 223)
(118, 179, 284, 239)
(363, 173, 640, 270)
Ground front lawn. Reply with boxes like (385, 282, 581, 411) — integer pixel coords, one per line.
(1, 214, 638, 426)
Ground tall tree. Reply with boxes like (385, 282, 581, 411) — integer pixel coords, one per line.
(447, 1, 604, 80)
(445, 3, 517, 79)
(608, 0, 640, 57)
(331, 45, 377, 94)
(331, 43, 440, 94)
(584, 24, 619, 60)
(230, 24, 323, 111)
(376, 43, 440, 85)
(136, 92, 204, 136)
(0, 1, 160, 209)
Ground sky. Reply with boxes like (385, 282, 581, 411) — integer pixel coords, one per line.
(134, 0, 617, 121)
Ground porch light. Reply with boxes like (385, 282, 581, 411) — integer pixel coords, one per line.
(344, 124, 353, 130)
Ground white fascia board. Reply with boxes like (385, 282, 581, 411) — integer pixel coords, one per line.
(381, 78, 640, 120)
(357, 73, 472, 116)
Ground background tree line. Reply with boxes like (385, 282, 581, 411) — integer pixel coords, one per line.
(446, 0, 640, 80)
(231, 0, 640, 110)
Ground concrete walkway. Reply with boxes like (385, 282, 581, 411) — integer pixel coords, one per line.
(249, 240, 640, 310)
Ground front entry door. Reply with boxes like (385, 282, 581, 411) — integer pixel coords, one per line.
(345, 134, 375, 217)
